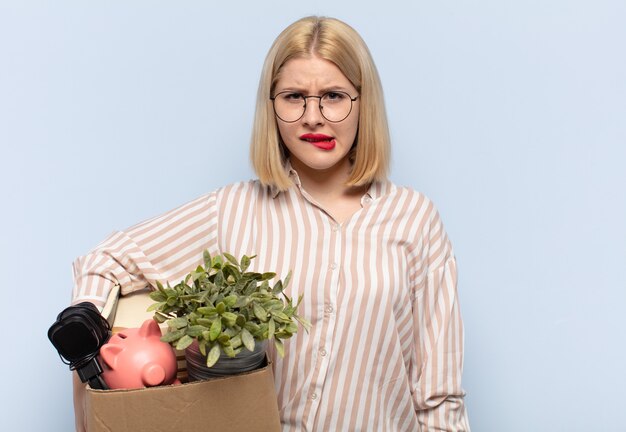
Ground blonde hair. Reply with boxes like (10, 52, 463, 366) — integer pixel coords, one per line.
(250, 16, 391, 191)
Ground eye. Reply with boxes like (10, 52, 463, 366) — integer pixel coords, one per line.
(323, 91, 346, 102)
(279, 92, 304, 103)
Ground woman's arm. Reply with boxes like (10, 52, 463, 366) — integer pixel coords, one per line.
(71, 192, 219, 309)
(410, 206, 470, 431)
(70, 191, 219, 431)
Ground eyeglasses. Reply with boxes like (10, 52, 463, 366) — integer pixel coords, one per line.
(270, 91, 359, 123)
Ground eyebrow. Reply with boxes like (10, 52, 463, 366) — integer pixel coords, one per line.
(275, 86, 352, 94)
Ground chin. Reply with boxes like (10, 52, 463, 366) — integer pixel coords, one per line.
(298, 155, 346, 172)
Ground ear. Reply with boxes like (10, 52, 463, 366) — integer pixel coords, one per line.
(138, 319, 161, 339)
(99, 344, 124, 369)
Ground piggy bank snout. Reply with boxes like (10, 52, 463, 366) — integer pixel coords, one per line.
(142, 362, 166, 386)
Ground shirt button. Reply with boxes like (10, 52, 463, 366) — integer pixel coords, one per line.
(330, 263, 337, 270)
(311, 392, 318, 400)
(325, 305, 334, 313)
(332, 225, 339, 232)
(363, 196, 372, 204)
(319, 348, 327, 357)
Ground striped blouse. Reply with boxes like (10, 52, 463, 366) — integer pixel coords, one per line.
(72, 168, 470, 431)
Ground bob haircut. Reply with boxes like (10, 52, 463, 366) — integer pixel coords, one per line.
(250, 16, 391, 191)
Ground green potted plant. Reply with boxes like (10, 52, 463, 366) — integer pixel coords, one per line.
(148, 251, 310, 379)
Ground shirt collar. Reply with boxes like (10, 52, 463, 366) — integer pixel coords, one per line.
(271, 159, 392, 203)
(270, 160, 299, 198)
(365, 177, 393, 201)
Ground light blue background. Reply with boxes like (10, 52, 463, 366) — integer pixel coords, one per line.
(1, 1, 625, 430)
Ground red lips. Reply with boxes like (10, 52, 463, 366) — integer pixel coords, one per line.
(300, 134, 336, 150)
(300, 133, 333, 141)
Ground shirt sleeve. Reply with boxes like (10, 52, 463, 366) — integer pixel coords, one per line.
(71, 191, 219, 309)
(410, 205, 470, 431)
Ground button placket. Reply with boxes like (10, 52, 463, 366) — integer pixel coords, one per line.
(308, 217, 340, 418)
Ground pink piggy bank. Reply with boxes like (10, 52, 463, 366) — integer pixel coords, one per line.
(99, 319, 180, 389)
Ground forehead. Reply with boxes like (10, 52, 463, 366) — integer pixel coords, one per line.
(275, 55, 355, 91)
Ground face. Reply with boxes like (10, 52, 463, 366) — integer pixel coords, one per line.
(273, 55, 359, 177)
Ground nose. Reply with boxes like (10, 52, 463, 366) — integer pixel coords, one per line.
(302, 96, 324, 126)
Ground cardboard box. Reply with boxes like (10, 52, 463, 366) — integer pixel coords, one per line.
(85, 358, 281, 431)
(86, 288, 281, 431)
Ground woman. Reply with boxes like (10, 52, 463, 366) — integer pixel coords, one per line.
(72, 16, 470, 431)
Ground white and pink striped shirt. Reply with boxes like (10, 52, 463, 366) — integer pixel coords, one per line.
(72, 167, 470, 431)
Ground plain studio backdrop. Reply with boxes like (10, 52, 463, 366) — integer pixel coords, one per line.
(1, 1, 624, 430)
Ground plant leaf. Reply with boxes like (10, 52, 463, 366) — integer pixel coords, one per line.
(272, 280, 283, 295)
(253, 303, 268, 322)
(206, 345, 220, 367)
(197, 307, 216, 316)
(160, 329, 185, 343)
(197, 318, 212, 327)
(271, 311, 291, 323)
(241, 328, 255, 352)
(274, 338, 285, 357)
(221, 312, 237, 326)
(295, 315, 312, 332)
(268, 318, 275, 340)
(236, 314, 246, 327)
(265, 299, 284, 311)
(223, 344, 236, 358)
(156, 280, 166, 293)
(244, 322, 260, 333)
(146, 301, 166, 312)
(223, 252, 239, 266)
(224, 265, 241, 282)
(214, 270, 224, 287)
(186, 325, 207, 337)
(153, 313, 168, 323)
(223, 295, 237, 307)
(231, 334, 242, 349)
(209, 318, 221, 341)
(244, 280, 258, 295)
(240, 255, 251, 272)
(176, 335, 194, 351)
(149, 291, 166, 302)
(166, 296, 177, 307)
(218, 333, 231, 345)
(283, 270, 292, 289)
(167, 317, 188, 329)
(203, 250, 212, 268)
(211, 255, 223, 269)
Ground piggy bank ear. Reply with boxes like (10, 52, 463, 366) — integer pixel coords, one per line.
(138, 319, 162, 339)
(142, 363, 166, 387)
(100, 344, 124, 369)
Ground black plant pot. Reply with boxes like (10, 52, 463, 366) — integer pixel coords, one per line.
(185, 339, 268, 381)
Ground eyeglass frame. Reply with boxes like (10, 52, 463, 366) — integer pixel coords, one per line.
(270, 90, 359, 123)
